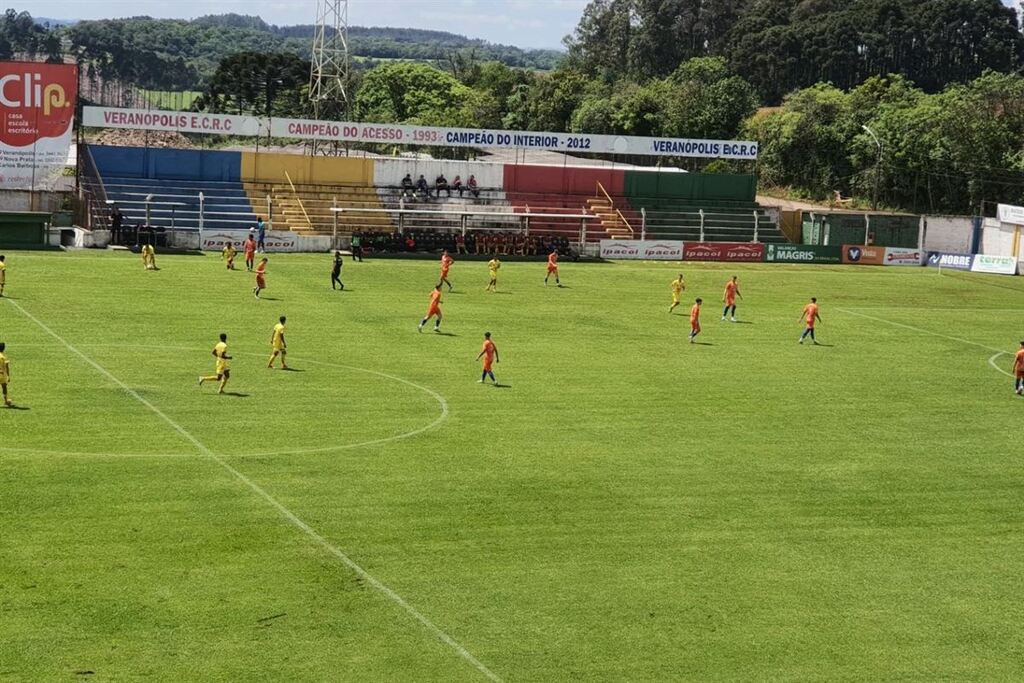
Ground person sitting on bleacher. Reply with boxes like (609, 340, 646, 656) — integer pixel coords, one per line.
(436, 174, 451, 198)
(452, 175, 463, 197)
(467, 175, 480, 198)
(401, 173, 415, 199)
(416, 175, 430, 199)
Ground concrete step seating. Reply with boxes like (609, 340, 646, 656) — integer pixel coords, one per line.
(102, 178, 257, 231)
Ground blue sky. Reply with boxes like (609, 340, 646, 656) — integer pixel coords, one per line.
(22, 0, 1022, 50)
(25, 0, 590, 49)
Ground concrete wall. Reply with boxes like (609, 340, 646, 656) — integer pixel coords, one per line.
(980, 218, 1024, 261)
(0, 190, 68, 213)
(373, 158, 505, 189)
(923, 216, 974, 253)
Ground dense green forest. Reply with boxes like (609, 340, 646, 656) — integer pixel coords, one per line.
(6, 1, 1024, 213)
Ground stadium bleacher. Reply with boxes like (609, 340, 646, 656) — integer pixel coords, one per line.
(83, 144, 788, 247)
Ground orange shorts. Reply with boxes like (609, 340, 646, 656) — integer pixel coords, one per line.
(441, 269, 450, 278)
(483, 359, 493, 371)
(1016, 370, 1024, 379)
(691, 322, 700, 332)
(256, 275, 266, 288)
(426, 305, 441, 318)
(725, 297, 736, 306)
(547, 264, 558, 273)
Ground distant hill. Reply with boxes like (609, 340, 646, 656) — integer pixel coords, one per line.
(56, 13, 562, 90)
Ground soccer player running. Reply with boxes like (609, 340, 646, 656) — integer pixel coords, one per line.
(689, 298, 704, 343)
(243, 234, 257, 271)
(331, 251, 344, 290)
(1013, 341, 1024, 396)
(0, 342, 12, 406)
(544, 248, 561, 287)
(418, 284, 444, 333)
(486, 256, 501, 292)
(439, 250, 454, 291)
(223, 242, 237, 270)
(669, 273, 686, 313)
(799, 297, 822, 344)
(722, 275, 741, 321)
(268, 316, 288, 369)
(198, 333, 232, 394)
(254, 257, 268, 298)
(476, 332, 499, 384)
(0, 255, 6, 296)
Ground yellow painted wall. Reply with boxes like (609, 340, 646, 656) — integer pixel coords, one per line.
(241, 152, 374, 186)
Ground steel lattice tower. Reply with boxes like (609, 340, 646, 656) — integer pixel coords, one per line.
(309, 0, 350, 119)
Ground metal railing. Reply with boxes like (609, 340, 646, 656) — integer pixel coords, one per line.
(331, 206, 591, 248)
(594, 181, 635, 237)
(284, 171, 313, 229)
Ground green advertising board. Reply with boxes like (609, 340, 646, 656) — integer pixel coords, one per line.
(765, 243, 843, 264)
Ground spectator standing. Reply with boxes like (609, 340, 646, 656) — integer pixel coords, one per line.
(455, 233, 467, 254)
(110, 205, 123, 245)
(351, 232, 363, 262)
(256, 217, 267, 252)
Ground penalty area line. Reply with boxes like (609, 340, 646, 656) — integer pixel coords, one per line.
(837, 308, 1006, 353)
(2, 297, 502, 683)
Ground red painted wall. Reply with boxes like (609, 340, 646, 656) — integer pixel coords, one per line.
(503, 164, 625, 195)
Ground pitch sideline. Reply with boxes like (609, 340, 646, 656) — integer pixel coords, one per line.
(3, 297, 502, 683)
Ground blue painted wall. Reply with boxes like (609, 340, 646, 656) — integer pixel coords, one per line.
(88, 145, 242, 182)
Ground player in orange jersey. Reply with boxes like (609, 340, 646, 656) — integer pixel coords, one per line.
(439, 250, 454, 291)
(721, 275, 742, 321)
(544, 248, 561, 286)
(418, 284, 444, 332)
(799, 297, 822, 344)
(689, 298, 702, 343)
(1013, 340, 1024, 395)
(475, 331, 499, 384)
(253, 257, 268, 298)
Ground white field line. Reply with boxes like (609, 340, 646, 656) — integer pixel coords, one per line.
(3, 298, 502, 683)
(0, 345, 449, 459)
(989, 352, 1014, 378)
(837, 308, 1007, 353)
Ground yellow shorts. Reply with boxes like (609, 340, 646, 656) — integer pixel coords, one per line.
(0, 374, 8, 384)
(489, 270, 498, 279)
(216, 363, 228, 376)
(672, 295, 680, 304)
(273, 344, 286, 353)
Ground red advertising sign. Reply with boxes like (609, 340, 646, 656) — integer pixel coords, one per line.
(682, 242, 765, 262)
(0, 61, 77, 190)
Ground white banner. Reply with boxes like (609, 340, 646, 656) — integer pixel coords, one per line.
(82, 106, 265, 137)
(599, 239, 684, 260)
(81, 106, 758, 159)
(883, 247, 924, 266)
(201, 229, 298, 252)
(996, 203, 1024, 225)
(971, 253, 1017, 275)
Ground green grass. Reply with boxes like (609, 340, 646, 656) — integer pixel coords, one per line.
(2, 251, 1024, 681)
(137, 89, 203, 111)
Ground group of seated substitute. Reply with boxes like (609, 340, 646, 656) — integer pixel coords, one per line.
(400, 173, 480, 200)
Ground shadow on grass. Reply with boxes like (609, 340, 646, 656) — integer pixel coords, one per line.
(256, 296, 281, 301)
(221, 391, 250, 397)
(4, 404, 30, 410)
(491, 383, 512, 389)
(690, 341, 714, 346)
(280, 367, 305, 372)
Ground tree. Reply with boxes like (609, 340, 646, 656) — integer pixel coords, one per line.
(352, 62, 484, 127)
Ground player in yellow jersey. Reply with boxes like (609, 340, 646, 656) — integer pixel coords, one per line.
(669, 273, 686, 313)
(268, 316, 288, 369)
(486, 257, 501, 292)
(0, 342, 11, 406)
(198, 333, 232, 394)
(141, 244, 157, 270)
(222, 242, 237, 270)
(0, 255, 7, 296)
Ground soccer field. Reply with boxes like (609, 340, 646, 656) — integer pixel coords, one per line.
(2, 250, 1023, 681)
